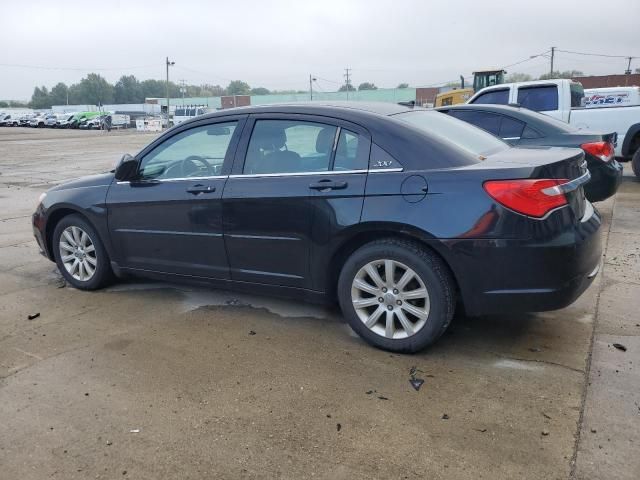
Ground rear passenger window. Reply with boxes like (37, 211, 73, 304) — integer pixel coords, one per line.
(499, 117, 525, 138)
(334, 130, 366, 170)
(448, 110, 501, 135)
(470, 89, 509, 105)
(243, 120, 337, 175)
(522, 126, 542, 139)
(517, 85, 559, 111)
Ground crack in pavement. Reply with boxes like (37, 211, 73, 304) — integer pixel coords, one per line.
(569, 195, 617, 479)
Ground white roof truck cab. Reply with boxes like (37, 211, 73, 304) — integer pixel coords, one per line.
(171, 106, 207, 126)
(468, 79, 640, 162)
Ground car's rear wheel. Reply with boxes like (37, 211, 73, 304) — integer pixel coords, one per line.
(338, 238, 455, 353)
(52, 214, 113, 290)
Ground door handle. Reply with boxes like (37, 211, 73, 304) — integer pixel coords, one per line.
(309, 179, 348, 191)
(186, 184, 215, 194)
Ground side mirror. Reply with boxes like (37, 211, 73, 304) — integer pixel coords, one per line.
(114, 154, 139, 181)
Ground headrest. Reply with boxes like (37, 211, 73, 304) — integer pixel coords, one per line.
(316, 127, 335, 154)
(253, 124, 287, 150)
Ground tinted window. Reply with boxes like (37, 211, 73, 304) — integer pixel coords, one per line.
(517, 85, 558, 111)
(570, 82, 584, 107)
(334, 130, 366, 170)
(499, 116, 525, 138)
(470, 89, 509, 105)
(447, 110, 501, 135)
(522, 126, 542, 139)
(139, 122, 237, 180)
(243, 120, 338, 175)
(396, 110, 509, 156)
(174, 108, 185, 116)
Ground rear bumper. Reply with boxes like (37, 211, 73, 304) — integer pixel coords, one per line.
(442, 206, 602, 316)
(584, 159, 623, 202)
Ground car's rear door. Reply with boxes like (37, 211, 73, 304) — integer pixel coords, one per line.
(222, 114, 369, 290)
(107, 116, 245, 279)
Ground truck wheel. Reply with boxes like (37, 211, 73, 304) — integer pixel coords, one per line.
(337, 238, 456, 353)
(632, 148, 640, 179)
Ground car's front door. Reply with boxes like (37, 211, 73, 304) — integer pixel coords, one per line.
(222, 114, 369, 290)
(107, 118, 244, 279)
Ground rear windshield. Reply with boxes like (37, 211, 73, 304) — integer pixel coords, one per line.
(394, 110, 510, 157)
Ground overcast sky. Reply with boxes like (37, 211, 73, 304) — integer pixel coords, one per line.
(1, 0, 638, 100)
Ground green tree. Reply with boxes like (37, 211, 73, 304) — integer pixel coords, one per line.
(538, 70, 584, 80)
(78, 73, 114, 105)
(50, 83, 69, 105)
(226, 80, 251, 95)
(506, 72, 533, 83)
(114, 75, 143, 103)
(30, 86, 52, 109)
(338, 84, 356, 92)
(0, 101, 8, 108)
(397, 83, 409, 89)
(358, 82, 377, 91)
(250, 87, 270, 95)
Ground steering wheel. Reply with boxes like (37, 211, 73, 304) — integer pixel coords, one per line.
(180, 155, 212, 177)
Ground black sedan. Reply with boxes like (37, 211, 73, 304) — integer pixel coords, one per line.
(33, 103, 601, 352)
(437, 104, 623, 202)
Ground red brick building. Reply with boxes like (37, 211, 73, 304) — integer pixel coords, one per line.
(572, 74, 640, 89)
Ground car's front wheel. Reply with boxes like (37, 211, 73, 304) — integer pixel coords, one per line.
(52, 214, 113, 290)
(338, 238, 455, 353)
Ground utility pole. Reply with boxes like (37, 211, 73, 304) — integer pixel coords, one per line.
(309, 75, 317, 100)
(625, 57, 633, 75)
(165, 57, 175, 128)
(179, 79, 186, 106)
(550, 47, 555, 76)
(344, 68, 352, 100)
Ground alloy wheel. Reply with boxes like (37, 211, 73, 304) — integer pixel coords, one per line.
(59, 226, 97, 281)
(351, 259, 430, 339)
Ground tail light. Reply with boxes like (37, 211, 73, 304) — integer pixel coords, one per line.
(483, 179, 569, 218)
(581, 141, 614, 162)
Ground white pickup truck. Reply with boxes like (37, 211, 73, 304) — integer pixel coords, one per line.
(467, 79, 640, 174)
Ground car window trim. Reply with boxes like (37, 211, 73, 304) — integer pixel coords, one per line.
(229, 169, 368, 179)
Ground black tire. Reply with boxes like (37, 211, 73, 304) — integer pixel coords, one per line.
(52, 214, 113, 290)
(337, 238, 456, 353)
(632, 148, 640, 179)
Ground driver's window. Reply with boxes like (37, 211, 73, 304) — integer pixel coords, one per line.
(139, 121, 237, 180)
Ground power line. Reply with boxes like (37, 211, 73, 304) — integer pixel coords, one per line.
(556, 49, 637, 59)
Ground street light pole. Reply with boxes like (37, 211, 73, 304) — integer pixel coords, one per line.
(550, 46, 555, 76)
(165, 57, 175, 128)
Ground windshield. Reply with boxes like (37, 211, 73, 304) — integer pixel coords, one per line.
(394, 110, 509, 157)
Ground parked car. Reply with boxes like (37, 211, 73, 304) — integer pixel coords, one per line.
(56, 113, 76, 128)
(45, 113, 61, 127)
(33, 103, 601, 353)
(467, 79, 640, 171)
(19, 113, 35, 126)
(437, 104, 623, 202)
(0, 113, 12, 126)
(29, 113, 48, 128)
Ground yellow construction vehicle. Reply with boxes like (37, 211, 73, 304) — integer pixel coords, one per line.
(434, 69, 506, 107)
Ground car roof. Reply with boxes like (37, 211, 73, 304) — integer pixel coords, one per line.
(198, 101, 416, 121)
